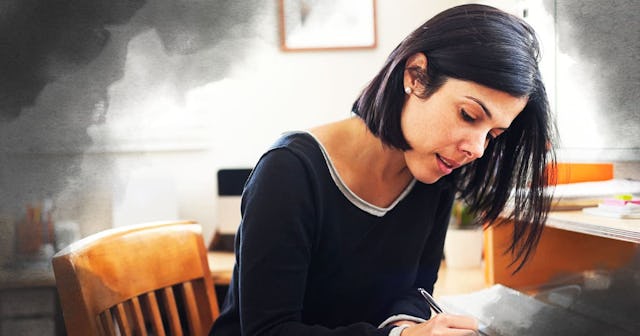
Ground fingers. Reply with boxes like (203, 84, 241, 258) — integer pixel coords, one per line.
(402, 314, 479, 336)
(430, 313, 478, 330)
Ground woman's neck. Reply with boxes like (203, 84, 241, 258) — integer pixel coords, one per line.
(309, 117, 414, 207)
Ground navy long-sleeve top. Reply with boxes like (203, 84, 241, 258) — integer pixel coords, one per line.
(210, 132, 455, 336)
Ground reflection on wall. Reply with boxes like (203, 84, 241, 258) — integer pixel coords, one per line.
(551, 0, 640, 161)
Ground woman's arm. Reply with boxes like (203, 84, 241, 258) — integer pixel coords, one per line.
(380, 187, 480, 336)
(378, 185, 454, 326)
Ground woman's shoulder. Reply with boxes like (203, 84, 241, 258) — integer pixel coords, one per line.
(269, 131, 322, 157)
(254, 131, 327, 173)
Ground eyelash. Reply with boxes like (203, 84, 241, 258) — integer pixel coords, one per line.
(461, 108, 497, 141)
(460, 109, 475, 122)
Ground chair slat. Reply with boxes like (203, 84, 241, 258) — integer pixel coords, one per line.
(129, 296, 148, 336)
(114, 303, 133, 336)
(161, 287, 183, 336)
(96, 314, 107, 336)
(180, 281, 203, 335)
(144, 291, 166, 336)
(192, 278, 219, 328)
(100, 309, 118, 336)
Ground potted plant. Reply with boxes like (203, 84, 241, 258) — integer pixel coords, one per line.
(443, 200, 484, 268)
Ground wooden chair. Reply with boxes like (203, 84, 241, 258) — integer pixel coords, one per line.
(52, 220, 219, 336)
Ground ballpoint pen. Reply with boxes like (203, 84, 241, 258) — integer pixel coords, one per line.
(417, 288, 490, 335)
(417, 287, 444, 314)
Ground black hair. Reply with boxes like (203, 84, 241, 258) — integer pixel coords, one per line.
(353, 4, 556, 271)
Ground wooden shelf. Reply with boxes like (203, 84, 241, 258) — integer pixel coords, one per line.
(483, 212, 639, 289)
(0, 266, 55, 290)
(546, 211, 640, 244)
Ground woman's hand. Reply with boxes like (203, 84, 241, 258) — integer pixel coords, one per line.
(399, 314, 479, 336)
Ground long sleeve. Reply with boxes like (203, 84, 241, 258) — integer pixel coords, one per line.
(379, 184, 455, 323)
(210, 133, 453, 336)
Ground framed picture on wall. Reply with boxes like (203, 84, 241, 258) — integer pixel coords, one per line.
(279, 0, 377, 51)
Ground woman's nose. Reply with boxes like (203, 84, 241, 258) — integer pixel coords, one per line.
(460, 133, 487, 160)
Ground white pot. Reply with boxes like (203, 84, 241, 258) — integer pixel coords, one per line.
(444, 228, 483, 269)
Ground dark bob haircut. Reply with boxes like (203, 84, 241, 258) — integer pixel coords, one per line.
(353, 4, 557, 271)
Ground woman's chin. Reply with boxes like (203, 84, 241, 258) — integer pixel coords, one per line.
(413, 172, 442, 185)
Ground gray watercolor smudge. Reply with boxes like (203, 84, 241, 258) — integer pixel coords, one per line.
(0, 0, 264, 253)
(546, 0, 640, 155)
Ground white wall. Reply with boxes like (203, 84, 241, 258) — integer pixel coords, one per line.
(91, 0, 482, 242)
(76, 0, 528, 242)
(190, 0, 534, 241)
(45, 0, 640, 245)
(179, 0, 483, 242)
(0, 0, 540, 247)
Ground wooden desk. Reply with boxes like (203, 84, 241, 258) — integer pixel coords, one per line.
(545, 210, 640, 243)
(208, 251, 235, 285)
(484, 211, 639, 289)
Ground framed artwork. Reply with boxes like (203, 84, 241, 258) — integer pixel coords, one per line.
(279, 0, 377, 51)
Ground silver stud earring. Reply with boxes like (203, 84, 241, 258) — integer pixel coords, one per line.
(404, 87, 412, 94)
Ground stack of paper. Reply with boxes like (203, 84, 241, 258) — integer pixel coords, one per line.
(549, 179, 640, 210)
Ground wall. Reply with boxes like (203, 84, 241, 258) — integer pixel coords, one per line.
(0, 0, 636, 254)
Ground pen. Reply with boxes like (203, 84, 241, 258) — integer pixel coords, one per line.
(418, 288, 491, 336)
(417, 287, 444, 314)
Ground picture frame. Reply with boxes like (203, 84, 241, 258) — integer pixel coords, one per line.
(279, 0, 377, 51)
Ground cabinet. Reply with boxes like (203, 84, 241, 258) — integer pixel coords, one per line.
(485, 163, 640, 289)
(0, 268, 65, 336)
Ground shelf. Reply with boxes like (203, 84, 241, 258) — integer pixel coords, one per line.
(0, 266, 55, 289)
(546, 211, 640, 244)
(2, 142, 211, 155)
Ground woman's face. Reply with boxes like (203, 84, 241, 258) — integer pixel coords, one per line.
(401, 65, 527, 184)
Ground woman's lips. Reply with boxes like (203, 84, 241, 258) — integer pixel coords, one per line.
(436, 154, 460, 175)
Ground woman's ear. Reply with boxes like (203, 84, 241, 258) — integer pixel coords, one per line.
(403, 52, 428, 93)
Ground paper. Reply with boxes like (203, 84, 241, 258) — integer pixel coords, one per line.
(582, 206, 640, 219)
(550, 179, 640, 210)
(551, 179, 640, 200)
(439, 284, 635, 336)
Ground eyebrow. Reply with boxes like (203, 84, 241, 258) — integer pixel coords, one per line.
(465, 96, 492, 119)
(464, 96, 510, 131)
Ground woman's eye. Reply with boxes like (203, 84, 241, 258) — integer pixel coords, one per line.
(460, 109, 475, 122)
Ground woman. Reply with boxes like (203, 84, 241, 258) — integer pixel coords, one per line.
(210, 4, 555, 336)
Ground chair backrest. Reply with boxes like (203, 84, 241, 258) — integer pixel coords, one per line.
(52, 220, 219, 336)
